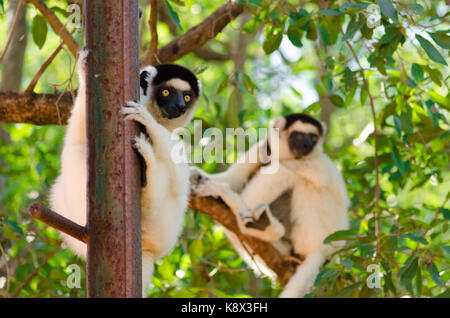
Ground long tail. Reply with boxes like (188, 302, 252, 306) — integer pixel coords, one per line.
(279, 251, 326, 298)
(142, 252, 155, 297)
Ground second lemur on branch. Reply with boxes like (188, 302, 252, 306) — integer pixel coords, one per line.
(50, 49, 201, 295)
(191, 113, 350, 298)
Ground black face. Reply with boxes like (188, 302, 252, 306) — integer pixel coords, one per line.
(288, 131, 318, 158)
(155, 86, 193, 119)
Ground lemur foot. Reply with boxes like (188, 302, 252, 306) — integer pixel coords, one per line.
(238, 203, 271, 231)
(191, 179, 230, 199)
(189, 166, 209, 186)
(238, 203, 286, 241)
(133, 132, 155, 166)
(77, 47, 90, 73)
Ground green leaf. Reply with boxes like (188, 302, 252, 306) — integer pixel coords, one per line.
(0, 0, 3, 12)
(415, 267, 422, 297)
(440, 207, 450, 220)
(416, 34, 448, 66)
(403, 233, 428, 245)
(31, 15, 48, 49)
(391, 145, 406, 176)
(157, 258, 175, 281)
(411, 63, 424, 83)
(343, 16, 363, 41)
(318, 21, 331, 46)
(345, 85, 357, 106)
(329, 94, 345, 108)
(334, 282, 363, 297)
(243, 74, 257, 94)
(321, 9, 343, 16)
(429, 30, 450, 50)
(428, 90, 450, 109)
(344, 67, 354, 90)
(323, 230, 356, 243)
(434, 289, 450, 298)
(423, 66, 443, 86)
(410, 4, 424, 14)
(290, 9, 311, 30)
(188, 238, 204, 267)
(385, 272, 397, 296)
(377, 0, 398, 21)
(2, 219, 24, 237)
(426, 262, 444, 287)
(340, 259, 354, 270)
(360, 87, 368, 105)
(263, 29, 283, 54)
(166, 0, 182, 31)
(304, 101, 322, 113)
(287, 26, 303, 47)
(399, 256, 418, 287)
(393, 115, 402, 137)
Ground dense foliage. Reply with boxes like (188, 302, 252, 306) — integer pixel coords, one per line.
(0, 0, 448, 298)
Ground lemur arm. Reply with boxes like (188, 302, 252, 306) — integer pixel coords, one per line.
(240, 163, 296, 208)
(203, 139, 269, 192)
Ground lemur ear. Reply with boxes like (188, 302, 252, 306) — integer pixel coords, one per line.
(139, 66, 157, 97)
(270, 116, 286, 130)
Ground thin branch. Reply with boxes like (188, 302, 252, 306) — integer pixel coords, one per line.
(0, 91, 73, 125)
(23, 0, 78, 57)
(145, 2, 245, 64)
(25, 41, 65, 92)
(28, 203, 88, 244)
(0, 243, 11, 297)
(0, 0, 24, 64)
(189, 196, 296, 285)
(338, 20, 381, 262)
(11, 242, 61, 297)
(143, 0, 159, 65)
(193, 47, 231, 61)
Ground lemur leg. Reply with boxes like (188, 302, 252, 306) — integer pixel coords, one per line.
(189, 139, 269, 193)
(141, 252, 154, 297)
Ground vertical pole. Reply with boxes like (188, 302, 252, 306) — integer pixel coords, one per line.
(85, 0, 142, 297)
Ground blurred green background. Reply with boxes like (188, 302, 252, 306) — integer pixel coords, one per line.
(0, 0, 448, 298)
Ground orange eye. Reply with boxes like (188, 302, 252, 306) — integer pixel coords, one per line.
(162, 89, 170, 97)
(184, 95, 191, 102)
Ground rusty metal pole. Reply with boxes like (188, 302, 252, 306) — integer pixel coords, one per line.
(85, 0, 142, 297)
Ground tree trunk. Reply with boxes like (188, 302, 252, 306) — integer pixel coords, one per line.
(0, 0, 28, 92)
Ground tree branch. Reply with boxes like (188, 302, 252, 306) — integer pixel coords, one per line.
(23, 0, 78, 57)
(142, 0, 159, 65)
(24, 0, 244, 65)
(148, 2, 245, 64)
(0, 0, 24, 64)
(25, 41, 65, 92)
(0, 91, 73, 125)
(193, 47, 231, 61)
(189, 196, 296, 285)
(11, 242, 61, 297)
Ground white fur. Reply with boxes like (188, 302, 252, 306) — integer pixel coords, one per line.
(165, 78, 191, 91)
(190, 116, 349, 298)
(50, 51, 196, 296)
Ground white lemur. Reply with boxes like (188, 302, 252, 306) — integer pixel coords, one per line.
(190, 113, 349, 298)
(50, 49, 201, 294)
